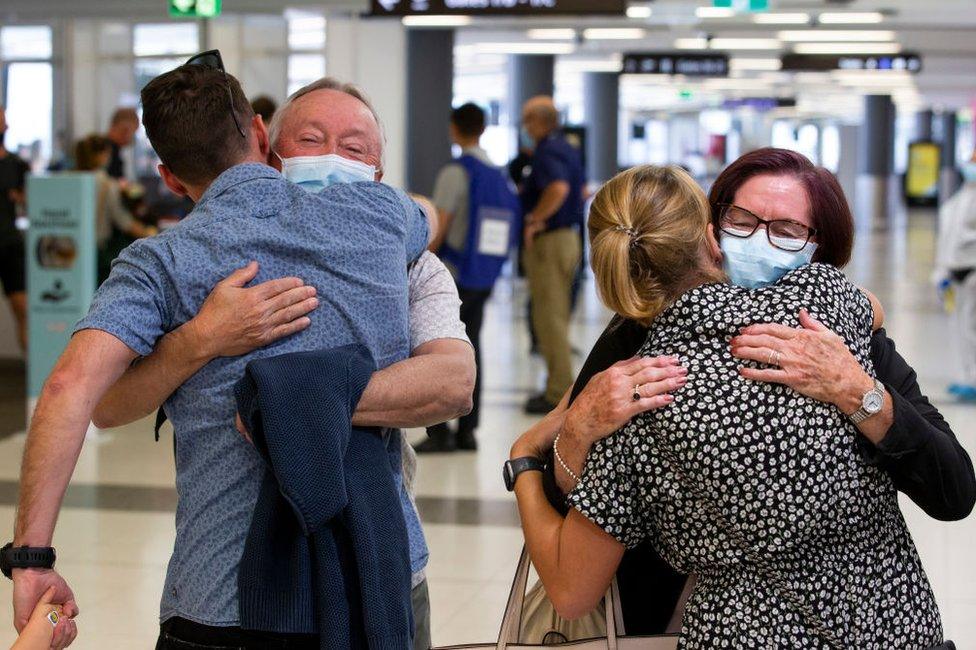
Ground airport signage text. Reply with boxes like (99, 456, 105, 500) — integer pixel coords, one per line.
(781, 53, 922, 73)
(622, 53, 730, 77)
(370, 0, 626, 16)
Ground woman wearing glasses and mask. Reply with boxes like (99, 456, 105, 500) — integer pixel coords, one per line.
(512, 148, 975, 636)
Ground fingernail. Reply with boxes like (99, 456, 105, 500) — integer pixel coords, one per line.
(664, 395, 674, 402)
(677, 367, 688, 375)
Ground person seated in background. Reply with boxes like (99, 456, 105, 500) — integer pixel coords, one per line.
(10, 57, 441, 650)
(73, 134, 157, 282)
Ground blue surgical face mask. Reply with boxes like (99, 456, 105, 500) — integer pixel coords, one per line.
(961, 161, 976, 184)
(721, 230, 818, 289)
(277, 152, 376, 193)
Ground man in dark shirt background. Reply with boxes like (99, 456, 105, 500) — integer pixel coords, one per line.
(519, 96, 586, 414)
(105, 107, 139, 181)
(0, 106, 29, 350)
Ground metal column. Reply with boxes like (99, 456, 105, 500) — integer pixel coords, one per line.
(855, 95, 896, 229)
(915, 109, 934, 141)
(583, 71, 619, 184)
(939, 110, 961, 203)
(509, 55, 555, 131)
(406, 28, 455, 196)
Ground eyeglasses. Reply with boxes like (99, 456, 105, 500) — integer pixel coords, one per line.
(717, 203, 817, 252)
(185, 49, 246, 139)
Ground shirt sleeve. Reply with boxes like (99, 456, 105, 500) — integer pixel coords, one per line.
(388, 186, 431, 264)
(566, 424, 649, 549)
(861, 329, 976, 520)
(73, 239, 175, 356)
(431, 164, 467, 217)
(532, 149, 571, 189)
(406, 252, 469, 350)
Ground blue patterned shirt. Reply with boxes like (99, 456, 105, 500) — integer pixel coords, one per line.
(75, 163, 430, 628)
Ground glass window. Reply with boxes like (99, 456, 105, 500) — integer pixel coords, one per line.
(134, 57, 184, 91)
(99, 22, 132, 56)
(133, 23, 199, 57)
(3, 62, 53, 167)
(1, 26, 52, 60)
(287, 11, 326, 51)
(287, 54, 325, 96)
(822, 124, 840, 173)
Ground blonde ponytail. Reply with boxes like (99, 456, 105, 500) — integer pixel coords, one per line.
(588, 165, 720, 326)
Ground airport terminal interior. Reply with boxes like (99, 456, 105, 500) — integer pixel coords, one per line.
(0, 0, 975, 648)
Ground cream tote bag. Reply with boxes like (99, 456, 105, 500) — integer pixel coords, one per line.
(434, 546, 680, 650)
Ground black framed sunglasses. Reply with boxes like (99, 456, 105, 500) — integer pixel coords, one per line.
(185, 49, 246, 139)
(717, 203, 817, 253)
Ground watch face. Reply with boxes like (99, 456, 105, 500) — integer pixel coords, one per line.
(865, 392, 884, 413)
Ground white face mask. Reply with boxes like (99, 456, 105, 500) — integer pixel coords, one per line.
(276, 152, 376, 193)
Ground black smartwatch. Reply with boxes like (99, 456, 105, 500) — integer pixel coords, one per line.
(1, 543, 56, 579)
(503, 456, 545, 492)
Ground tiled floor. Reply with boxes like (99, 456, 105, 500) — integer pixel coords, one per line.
(0, 209, 974, 648)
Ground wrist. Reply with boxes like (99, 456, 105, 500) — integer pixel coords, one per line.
(836, 371, 876, 416)
(177, 319, 218, 362)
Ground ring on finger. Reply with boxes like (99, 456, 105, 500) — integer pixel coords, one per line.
(632, 384, 642, 402)
(767, 350, 782, 366)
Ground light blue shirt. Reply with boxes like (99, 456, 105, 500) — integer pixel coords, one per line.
(76, 162, 430, 628)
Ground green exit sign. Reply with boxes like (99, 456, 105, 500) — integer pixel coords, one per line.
(169, 0, 221, 18)
(713, 0, 769, 11)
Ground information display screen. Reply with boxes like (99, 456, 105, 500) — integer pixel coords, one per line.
(781, 53, 922, 73)
(369, 0, 626, 16)
(623, 53, 729, 77)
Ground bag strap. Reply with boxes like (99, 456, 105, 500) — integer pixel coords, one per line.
(648, 441, 844, 649)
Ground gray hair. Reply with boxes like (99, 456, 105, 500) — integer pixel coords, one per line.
(268, 77, 385, 166)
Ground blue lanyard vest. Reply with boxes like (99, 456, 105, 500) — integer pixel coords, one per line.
(440, 155, 522, 291)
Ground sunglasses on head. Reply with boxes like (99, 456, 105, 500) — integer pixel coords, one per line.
(185, 49, 246, 139)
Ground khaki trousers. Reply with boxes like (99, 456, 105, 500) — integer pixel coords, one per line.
(523, 227, 582, 403)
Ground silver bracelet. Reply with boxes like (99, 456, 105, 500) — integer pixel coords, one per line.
(553, 432, 581, 484)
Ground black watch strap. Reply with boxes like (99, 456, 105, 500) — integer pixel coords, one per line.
(504, 456, 545, 492)
(1, 543, 57, 579)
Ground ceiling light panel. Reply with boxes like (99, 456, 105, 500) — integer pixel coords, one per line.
(583, 28, 647, 40)
(778, 30, 896, 42)
(729, 58, 783, 71)
(818, 12, 885, 24)
(709, 38, 782, 50)
(696, 7, 735, 18)
(402, 15, 472, 27)
(527, 29, 576, 40)
(753, 13, 810, 24)
(474, 42, 576, 55)
(626, 5, 653, 19)
(792, 42, 902, 54)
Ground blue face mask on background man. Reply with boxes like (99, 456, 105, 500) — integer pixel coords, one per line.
(721, 230, 818, 289)
(277, 152, 376, 193)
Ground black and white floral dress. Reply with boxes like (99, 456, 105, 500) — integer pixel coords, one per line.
(568, 264, 943, 649)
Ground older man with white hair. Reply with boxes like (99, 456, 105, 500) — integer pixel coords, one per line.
(10, 61, 472, 650)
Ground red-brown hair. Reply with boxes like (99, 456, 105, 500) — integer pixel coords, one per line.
(708, 147, 854, 267)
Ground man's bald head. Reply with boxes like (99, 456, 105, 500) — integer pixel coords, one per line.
(522, 95, 560, 143)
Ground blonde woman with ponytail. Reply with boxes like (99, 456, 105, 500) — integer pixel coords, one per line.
(510, 165, 943, 648)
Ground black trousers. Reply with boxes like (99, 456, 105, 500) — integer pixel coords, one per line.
(155, 617, 318, 650)
(457, 287, 491, 433)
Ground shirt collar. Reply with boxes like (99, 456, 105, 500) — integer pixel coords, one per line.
(195, 162, 282, 209)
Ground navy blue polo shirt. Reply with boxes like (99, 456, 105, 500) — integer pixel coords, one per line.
(521, 132, 586, 232)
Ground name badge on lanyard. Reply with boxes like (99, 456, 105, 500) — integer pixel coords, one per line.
(476, 206, 514, 257)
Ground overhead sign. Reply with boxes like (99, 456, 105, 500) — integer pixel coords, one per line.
(781, 53, 922, 73)
(623, 53, 729, 77)
(369, 0, 626, 17)
(26, 174, 97, 404)
(714, 0, 769, 12)
(722, 97, 796, 111)
(169, 0, 222, 18)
